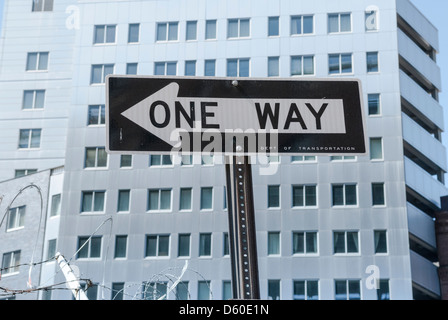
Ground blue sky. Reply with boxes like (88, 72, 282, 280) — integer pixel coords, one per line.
(0, 0, 446, 139)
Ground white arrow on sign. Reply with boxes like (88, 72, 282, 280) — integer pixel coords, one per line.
(121, 82, 347, 147)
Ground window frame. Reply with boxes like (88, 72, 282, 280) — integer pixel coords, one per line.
(290, 15, 314, 36)
(80, 190, 106, 214)
(26, 52, 49, 71)
(333, 231, 360, 255)
(332, 183, 358, 207)
(293, 279, 319, 300)
(6, 206, 26, 232)
(90, 64, 114, 84)
(291, 185, 317, 208)
(84, 147, 108, 169)
(18, 128, 42, 149)
(328, 53, 353, 75)
(147, 188, 172, 212)
(117, 189, 131, 213)
(328, 13, 352, 34)
(156, 21, 179, 42)
(93, 24, 117, 45)
(87, 105, 106, 126)
(76, 236, 102, 259)
(145, 234, 170, 258)
(227, 18, 251, 39)
(22, 89, 45, 110)
(128, 23, 140, 43)
(1, 250, 21, 275)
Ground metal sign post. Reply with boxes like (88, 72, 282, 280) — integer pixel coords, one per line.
(225, 154, 260, 300)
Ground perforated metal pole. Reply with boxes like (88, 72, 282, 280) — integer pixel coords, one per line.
(225, 155, 260, 300)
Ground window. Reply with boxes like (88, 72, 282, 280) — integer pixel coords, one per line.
(268, 57, 279, 77)
(223, 233, 229, 256)
(291, 156, 316, 162)
(142, 282, 168, 300)
(114, 235, 127, 258)
(50, 194, 61, 217)
(291, 55, 314, 76)
(18, 129, 41, 149)
(154, 61, 177, 75)
(292, 232, 317, 254)
(178, 234, 190, 257)
(83, 283, 99, 300)
(223, 281, 232, 300)
(268, 232, 280, 255)
(227, 58, 249, 77)
(128, 23, 140, 43)
(147, 189, 172, 211)
(199, 233, 212, 257)
(149, 155, 172, 166)
(84, 147, 107, 168)
(268, 185, 280, 208)
(88, 105, 106, 125)
(329, 53, 352, 74)
(179, 188, 192, 211)
(372, 183, 385, 206)
(365, 9, 378, 31)
(93, 25, 116, 44)
(377, 280, 390, 300)
(145, 235, 170, 257)
(15, 169, 37, 178)
(204, 60, 216, 76)
(111, 283, 125, 300)
(335, 280, 360, 300)
(90, 64, 114, 84)
(77, 236, 102, 259)
(291, 15, 313, 35)
(292, 185, 317, 207)
(1, 251, 21, 274)
(32, 0, 53, 12)
(126, 63, 138, 75)
(185, 60, 196, 76)
(328, 13, 351, 33)
(198, 281, 211, 300)
(227, 18, 250, 38)
(81, 191, 105, 213)
(186, 21, 197, 41)
(176, 282, 189, 300)
(120, 155, 132, 168)
(367, 52, 379, 73)
(332, 184, 357, 206)
(23, 90, 45, 110)
(374, 230, 387, 254)
(368, 94, 381, 116)
(117, 190, 130, 212)
(268, 16, 279, 36)
(293, 280, 318, 300)
(333, 231, 359, 254)
(205, 20, 217, 40)
(370, 137, 383, 160)
(330, 156, 356, 161)
(201, 155, 214, 165)
(200, 187, 213, 210)
(268, 280, 280, 300)
(47, 239, 57, 260)
(156, 22, 178, 41)
(7, 206, 26, 231)
(180, 155, 193, 166)
(26, 52, 49, 71)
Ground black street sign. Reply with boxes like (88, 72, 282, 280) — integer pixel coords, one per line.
(106, 76, 367, 155)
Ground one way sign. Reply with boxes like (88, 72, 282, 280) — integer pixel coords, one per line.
(106, 76, 367, 156)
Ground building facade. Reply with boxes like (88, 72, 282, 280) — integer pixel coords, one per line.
(0, 0, 446, 300)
